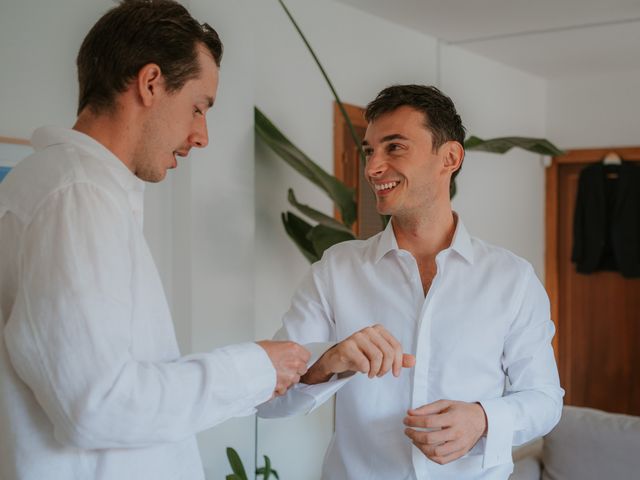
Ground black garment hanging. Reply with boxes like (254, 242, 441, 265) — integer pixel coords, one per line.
(571, 160, 640, 278)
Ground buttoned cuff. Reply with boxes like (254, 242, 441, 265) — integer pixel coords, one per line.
(478, 397, 514, 468)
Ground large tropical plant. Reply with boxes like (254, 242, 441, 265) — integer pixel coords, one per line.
(256, 0, 564, 263)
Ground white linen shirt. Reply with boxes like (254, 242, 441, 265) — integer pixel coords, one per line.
(0, 127, 276, 480)
(258, 219, 563, 480)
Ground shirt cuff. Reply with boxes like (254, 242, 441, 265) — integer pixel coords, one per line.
(257, 374, 352, 418)
(224, 342, 277, 416)
(478, 397, 514, 468)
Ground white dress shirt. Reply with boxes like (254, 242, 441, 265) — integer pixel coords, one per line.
(0, 127, 276, 480)
(258, 219, 563, 480)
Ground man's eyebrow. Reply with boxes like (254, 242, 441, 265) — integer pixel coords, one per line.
(381, 134, 408, 142)
(362, 134, 408, 147)
(198, 96, 215, 108)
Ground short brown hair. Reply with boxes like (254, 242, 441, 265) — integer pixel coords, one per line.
(76, 0, 223, 115)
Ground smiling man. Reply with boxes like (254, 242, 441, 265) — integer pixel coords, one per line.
(0, 1, 310, 479)
(259, 85, 563, 479)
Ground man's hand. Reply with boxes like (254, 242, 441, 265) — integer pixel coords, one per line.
(403, 400, 487, 465)
(301, 324, 416, 385)
(257, 340, 311, 396)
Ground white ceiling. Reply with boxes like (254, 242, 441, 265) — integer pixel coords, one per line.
(336, 0, 640, 78)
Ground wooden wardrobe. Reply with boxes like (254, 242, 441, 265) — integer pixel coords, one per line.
(546, 147, 640, 415)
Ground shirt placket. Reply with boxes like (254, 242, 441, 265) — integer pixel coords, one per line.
(409, 252, 446, 480)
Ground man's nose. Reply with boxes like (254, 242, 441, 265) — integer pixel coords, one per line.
(365, 150, 385, 178)
(189, 117, 209, 148)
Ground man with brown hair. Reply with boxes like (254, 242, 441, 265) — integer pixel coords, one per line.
(0, 1, 309, 479)
(259, 85, 563, 479)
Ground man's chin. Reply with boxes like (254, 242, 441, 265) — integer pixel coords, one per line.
(136, 169, 166, 183)
(376, 202, 393, 216)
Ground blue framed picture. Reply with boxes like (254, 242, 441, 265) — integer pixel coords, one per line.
(0, 137, 32, 183)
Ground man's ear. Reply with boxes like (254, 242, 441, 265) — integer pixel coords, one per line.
(442, 141, 465, 175)
(136, 63, 163, 107)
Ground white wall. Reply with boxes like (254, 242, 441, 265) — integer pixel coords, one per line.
(547, 69, 640, 149)
(443, 45, 548, 276)
(187, 0, 259, 476)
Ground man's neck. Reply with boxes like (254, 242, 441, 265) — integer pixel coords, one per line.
(392, 207, 456, 262)
(73, 107, 138, 174)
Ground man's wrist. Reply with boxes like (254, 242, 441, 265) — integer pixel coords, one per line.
(301, 353, 335, 385)
(475, 402, 488, 436)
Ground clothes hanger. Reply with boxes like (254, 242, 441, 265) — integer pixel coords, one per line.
(602, 152, 622, 165)
(602, 152, 621, 179)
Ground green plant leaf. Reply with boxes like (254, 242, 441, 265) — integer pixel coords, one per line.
(225, 448, 248, 480)
(256, 455, 280, 480)
(288, 189, 353, 234)
(256, 107, 357, 226)
(464, 136, 564, 156)
(307, 224, 355, 259)
(263, 455, 273, 479)
(256, 468, 280, 480)
(226, 476, 242, 480)
(282, 212, 320, 263)
(262, 455, 271, 480)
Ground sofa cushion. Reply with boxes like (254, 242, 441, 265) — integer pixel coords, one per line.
(542, 405, 640, 480)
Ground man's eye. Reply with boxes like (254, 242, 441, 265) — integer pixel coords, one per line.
(194, 107, 203, 116)
(387, 143, 401, 152)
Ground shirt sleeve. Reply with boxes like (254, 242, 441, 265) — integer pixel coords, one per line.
(4, 183, 275, 449)
(257, 266, 354, 418)
(479, 265, 564, 468)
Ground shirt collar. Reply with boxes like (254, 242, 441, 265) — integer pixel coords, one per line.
(372, 213, 475, 264)
(448, 217, 474, 264)
(373, 219, 399, 264)
(31, 126, 145, 195)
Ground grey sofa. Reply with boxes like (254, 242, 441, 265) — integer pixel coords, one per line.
(510, 405, 640, 480)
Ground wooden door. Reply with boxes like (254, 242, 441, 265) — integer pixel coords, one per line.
(333, 102, 384, 239)
(546, 147, 640, 415)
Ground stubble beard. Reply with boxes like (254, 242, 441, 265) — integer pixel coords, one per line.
(133, 118, 167, 183)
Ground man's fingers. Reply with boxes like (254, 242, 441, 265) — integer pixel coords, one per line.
(277, 374, 300, 394)
(426, 441, 467, 464)
(432, 438, 465, 458)
(339, 325, 410, 379)
(412, 439, 466, 465)
(404, 426, 455, 446)
(403, 412, 451, 430)
(408, 399, 452, 416)
(257, 340, 312, 396)
(402, 353, 416, 368)
(342, 341, 371, 374)
(293, 359, 308, 375)
(367, 328, 397, 377)
(376, 327, 404, 377)
(358, 336, 383, 378)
